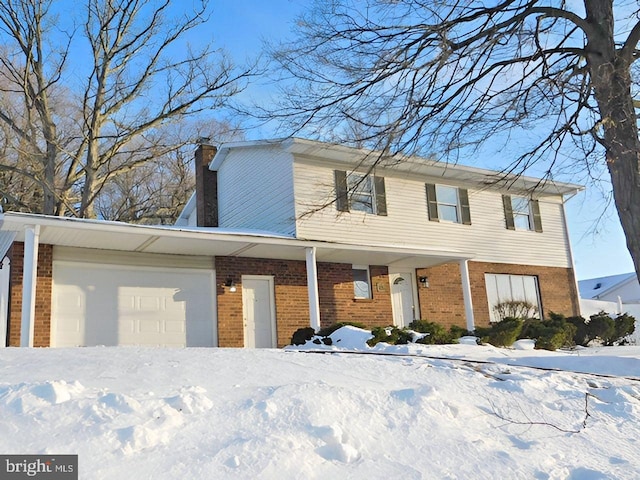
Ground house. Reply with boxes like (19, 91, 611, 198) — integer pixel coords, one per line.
(579, 273, 640, 304)
(0, 138, 582, 348)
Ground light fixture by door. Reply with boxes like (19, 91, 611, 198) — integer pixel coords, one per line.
(224, 277, 237, 293)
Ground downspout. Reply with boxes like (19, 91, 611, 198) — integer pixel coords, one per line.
(21, 225, 40, 347)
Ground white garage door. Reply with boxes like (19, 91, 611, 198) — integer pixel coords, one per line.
(52, 261, 216, 347)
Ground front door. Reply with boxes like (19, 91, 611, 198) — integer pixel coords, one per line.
(242, 276, 277, 348)
(390, 272, 416, 328)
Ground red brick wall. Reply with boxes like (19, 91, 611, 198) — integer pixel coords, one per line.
(7, 242, 53, 347)
(215, 257, 310, 347)
(215, 257, 394, 347)
(317, 263, 393, 328)
(416, 261, 579, 329)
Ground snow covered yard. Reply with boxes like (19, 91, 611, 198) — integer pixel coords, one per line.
(1, 334, 639, 479)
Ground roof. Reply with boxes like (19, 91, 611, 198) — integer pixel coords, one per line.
(578, 272, 637, 300)
(210, 137, 584, 197)
(0, 211, 473, 269)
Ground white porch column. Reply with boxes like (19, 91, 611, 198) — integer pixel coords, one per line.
(459, 259, 475, 331)
(21, 225, 40, 347)
(0, 257, 9, 348)
(305, 247, 321, 330)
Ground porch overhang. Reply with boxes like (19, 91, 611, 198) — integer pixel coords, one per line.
(0, 212, 473, 268)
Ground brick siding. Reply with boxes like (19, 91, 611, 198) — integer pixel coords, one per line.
(416, 261, 579, 329)
(7, 242, 53, 347)
(215, 257, 394, 347)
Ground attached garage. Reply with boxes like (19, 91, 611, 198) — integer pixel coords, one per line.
(51, 249, 216, 347)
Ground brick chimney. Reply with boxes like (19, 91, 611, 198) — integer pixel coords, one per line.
(194, 143, 218, 227)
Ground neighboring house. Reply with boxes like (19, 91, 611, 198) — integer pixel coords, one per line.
(579, 273, 640, 304)
(578, 272, 640, 322)
(0, 138, 582, 349)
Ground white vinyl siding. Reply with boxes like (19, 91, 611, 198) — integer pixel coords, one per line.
(293, 159, 572, 267)
(217, 145, 296, 235)
(485, 274, 541, 322)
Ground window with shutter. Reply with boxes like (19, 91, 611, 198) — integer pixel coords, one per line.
(503, 195, 542, 232)
(334, 170, 387, 216)
(426, 183, 471, 225)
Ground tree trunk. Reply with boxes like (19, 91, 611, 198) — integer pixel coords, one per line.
(584, 0, 640, 279)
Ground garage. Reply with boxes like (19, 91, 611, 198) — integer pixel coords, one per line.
(52, 253, 216, 347)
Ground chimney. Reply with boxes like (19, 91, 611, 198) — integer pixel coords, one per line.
(194, 143, 218, 227)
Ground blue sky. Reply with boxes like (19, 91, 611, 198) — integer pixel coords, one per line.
(210, 1, 635, 280)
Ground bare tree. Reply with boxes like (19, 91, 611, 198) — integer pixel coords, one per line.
(267, 1, 640, 280)
(0, 0, 254, 219)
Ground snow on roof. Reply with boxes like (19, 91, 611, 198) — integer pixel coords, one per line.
(578, 272, 637, 299)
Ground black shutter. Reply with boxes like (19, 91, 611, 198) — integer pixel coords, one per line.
(335, 170, 349, 212)
(459, 188, 471, 225)
(531, 199, 543, 232)
(374, 176, 387, 216)
(426, 183, 439, 221)
(502, 195, 515, 230)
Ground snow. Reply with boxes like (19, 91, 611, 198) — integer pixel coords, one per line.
(1, 329, 640, 479)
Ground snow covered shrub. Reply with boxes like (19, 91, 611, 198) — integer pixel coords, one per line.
(474, 318, 523, 347)
(317, 322, 368, 337)
(520, 313, 576, 351)
(410, 320, 457, 344)
(291, 327, 316, 345)
(610, 313, 636, 345)
(367, 326, 413, 346)
(492, 300, 538, 321)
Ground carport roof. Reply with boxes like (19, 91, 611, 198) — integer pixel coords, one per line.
(0, 212, 473, 269)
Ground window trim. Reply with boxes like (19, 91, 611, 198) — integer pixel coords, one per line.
(502, 195, 543, 232)
(335, 170, 387, 216)
(484, 273, 542, 323)
(425, 183, 471, 225)
(352, 264, 372, 299)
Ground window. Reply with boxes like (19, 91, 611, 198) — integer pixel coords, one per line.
(335, 170, 387, 216)
(425, 183, 471, 224)
(353, 265, 372, 299)
(485, 273, 541, 322)
(502, 195, 542, 232)
(348, 173, 374, 214)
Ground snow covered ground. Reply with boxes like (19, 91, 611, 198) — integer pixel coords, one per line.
(1, 327, 639, 479)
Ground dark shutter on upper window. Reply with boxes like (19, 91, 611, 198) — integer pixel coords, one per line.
(459, 188, 471, 225)
(335, 170, 349, 212)
(531, 199, 543, 232)
(373, 176, 387, 216)
(502, 195, 515, 230)
(425, 183, 439, 221)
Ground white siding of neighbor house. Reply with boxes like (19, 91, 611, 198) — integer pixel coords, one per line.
(597, 280, 640, 303)
(217, 145, 296, 235)
(293, 159, 572, 268)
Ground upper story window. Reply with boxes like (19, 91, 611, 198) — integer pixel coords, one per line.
(425, 183, 471, 225)
(502, 195, 542, 232)
(335, 170, 387, 216)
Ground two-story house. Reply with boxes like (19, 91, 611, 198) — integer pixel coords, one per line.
(0, 138, 582, 348)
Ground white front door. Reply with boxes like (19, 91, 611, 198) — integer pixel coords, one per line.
(242, 276, 277, 348)
(390, 272, 416, 328)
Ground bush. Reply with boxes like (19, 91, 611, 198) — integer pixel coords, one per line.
(367, 326, 413, 347)
(493, 300, 538, 321)
(290, 327, 316, 346)
(609, 313, 636, 345)
(520, 313, 576, 351)
(410, 320, 457, 344)
(474, 318, 523, 347)
(317, 321, 368, 337)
